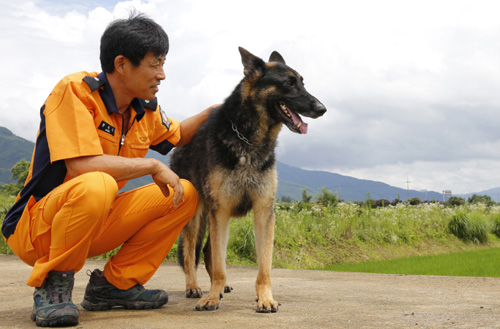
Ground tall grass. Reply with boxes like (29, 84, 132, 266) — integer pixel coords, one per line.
(228, 202, 500, 269)
(0, 194, 15, 254)
(2, 196, 500, 271)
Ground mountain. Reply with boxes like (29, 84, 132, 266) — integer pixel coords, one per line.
(0, 126, 457, 202)
(276, 162, 444, 202)
(459, 187, 500, 203)
(0, 127, 33, 184)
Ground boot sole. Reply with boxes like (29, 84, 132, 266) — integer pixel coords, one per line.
(81, 296, 168, 311)
(32, 314, 79, 327)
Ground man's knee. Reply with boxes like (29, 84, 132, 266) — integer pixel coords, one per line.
(70, 172, 118, 215)
(180, 179, 199, 205)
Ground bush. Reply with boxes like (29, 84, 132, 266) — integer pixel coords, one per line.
(448, 212, 489, 244)
(408, 197, 421, 206)
(492, 214, 500, 238)
(375, 199, 390, 208)
(447, 196, 465, 207)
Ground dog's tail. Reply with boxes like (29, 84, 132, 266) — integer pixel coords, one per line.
(177, 204, 209, 270)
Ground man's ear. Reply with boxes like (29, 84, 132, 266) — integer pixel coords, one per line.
(114, 55, 127, 73)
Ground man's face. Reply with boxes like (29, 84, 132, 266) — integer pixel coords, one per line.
(125, 52, 166, 101)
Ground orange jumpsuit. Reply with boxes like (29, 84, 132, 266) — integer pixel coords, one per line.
(2, 71, 198, 289)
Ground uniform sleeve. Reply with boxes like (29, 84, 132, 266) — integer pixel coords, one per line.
(149, 107, 181, 155)
(44, 77, 103, 163)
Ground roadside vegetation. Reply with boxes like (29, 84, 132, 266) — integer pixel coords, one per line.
(2, 160, 500, 277)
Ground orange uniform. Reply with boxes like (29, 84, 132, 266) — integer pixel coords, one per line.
(2, 71, 198, 288)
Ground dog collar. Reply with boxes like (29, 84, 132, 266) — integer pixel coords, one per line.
(230, 121, 266, 147)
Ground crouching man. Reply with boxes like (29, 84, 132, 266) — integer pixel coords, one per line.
(2, 13, 212, 327)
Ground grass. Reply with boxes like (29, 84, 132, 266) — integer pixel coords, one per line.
(323, 247, 500, 277)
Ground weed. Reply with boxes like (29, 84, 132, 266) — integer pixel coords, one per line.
(448, 212, 489, 244)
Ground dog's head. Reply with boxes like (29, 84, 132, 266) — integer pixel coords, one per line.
(239, 47, 326, 134)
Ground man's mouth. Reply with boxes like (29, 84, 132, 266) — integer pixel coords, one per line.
(278, 102, 308, 134)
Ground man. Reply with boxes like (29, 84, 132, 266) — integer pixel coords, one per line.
(2, 13, 213, 327)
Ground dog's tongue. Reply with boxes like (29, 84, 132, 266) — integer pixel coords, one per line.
(289, 110, 308, 134)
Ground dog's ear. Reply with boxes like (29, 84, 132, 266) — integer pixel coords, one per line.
(269, 51, 286, 64)
(239, 47, 266, 78)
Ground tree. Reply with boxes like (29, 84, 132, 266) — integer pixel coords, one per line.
(11, 159, 30, 185)
(301, 188, 312, 203)
(408, 197, 421, 206)
(316, 187, 339, 207)
(467, 194, 494, 206)
(0, 159, 30, 196)
(447, 196, 465, 207)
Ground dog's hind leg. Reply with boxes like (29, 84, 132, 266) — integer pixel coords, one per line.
(253, 204, 279, 313)
(195, 209, 231, 311)
(179, 203, 207, 298)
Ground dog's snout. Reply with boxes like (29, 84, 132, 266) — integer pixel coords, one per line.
(311, 100, 327, 118)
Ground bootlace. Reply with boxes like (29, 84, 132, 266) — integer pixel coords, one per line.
(46, 273, 74, 304)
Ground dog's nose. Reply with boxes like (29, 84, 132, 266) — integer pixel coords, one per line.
(311, 100, 327, 117)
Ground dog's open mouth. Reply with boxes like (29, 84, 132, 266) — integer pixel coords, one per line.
(277, 102, 308, 134)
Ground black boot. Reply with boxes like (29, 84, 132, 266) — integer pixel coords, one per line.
(31, 270, 79, 327)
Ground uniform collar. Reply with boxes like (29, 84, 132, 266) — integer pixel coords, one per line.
(96, 72, 157, 122)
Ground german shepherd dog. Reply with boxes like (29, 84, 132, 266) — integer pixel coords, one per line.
(169, 47, 326, 313)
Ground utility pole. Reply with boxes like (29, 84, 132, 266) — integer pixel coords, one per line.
(405, 177, 411, 200)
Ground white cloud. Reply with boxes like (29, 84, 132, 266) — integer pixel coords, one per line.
(2, 0, 500, 195)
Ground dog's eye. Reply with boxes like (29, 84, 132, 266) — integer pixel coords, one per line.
(286, 77, 296, 87)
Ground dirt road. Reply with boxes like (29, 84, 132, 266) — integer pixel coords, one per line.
(0, 254, 499, 328)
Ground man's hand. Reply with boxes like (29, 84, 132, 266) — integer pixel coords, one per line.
(151, 160, 185, 208)
(176, 104, 221, 146)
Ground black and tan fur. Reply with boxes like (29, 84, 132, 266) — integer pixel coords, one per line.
(169, 47, 326, 312)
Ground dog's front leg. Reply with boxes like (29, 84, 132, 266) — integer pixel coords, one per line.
(195, 210, 231, 311)
(253, 206, 279, 313)
(181, 204, 206, 298)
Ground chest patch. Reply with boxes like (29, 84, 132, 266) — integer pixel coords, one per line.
(98, 121, 115, 136)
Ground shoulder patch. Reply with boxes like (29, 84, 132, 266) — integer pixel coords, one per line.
(83, 76, 106, 92)
(140, 98, 158, 110)
(159, 107, 171, 130)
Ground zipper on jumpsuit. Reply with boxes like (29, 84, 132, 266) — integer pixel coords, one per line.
(117, 114, 137, 155)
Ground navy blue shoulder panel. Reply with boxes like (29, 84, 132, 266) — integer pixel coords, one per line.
(139, 98, 158, 111)
(83, 75, 106, 92)
(2, 106, 68, 239)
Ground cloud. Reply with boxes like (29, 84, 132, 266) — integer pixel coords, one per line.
(2, 0, 500, 194)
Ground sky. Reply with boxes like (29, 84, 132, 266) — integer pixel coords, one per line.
(2, 0, 500, 195)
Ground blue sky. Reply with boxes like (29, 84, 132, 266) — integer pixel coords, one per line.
(2, 0, 500, 194)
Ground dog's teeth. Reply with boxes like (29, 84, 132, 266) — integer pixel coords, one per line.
(296, 123, 301, 128)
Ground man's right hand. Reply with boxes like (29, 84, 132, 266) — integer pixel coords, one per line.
(151, 160, 185, 208)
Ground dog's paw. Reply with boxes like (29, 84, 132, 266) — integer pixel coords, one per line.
(186, 287, 203, 298)
(256, 298, 280, 313)
(195, 295, 222, 311)
(224, 284, 233, 293)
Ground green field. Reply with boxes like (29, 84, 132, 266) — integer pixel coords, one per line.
(323, 247, 500, 277)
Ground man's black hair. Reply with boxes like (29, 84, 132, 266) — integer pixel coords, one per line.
(100, 12, 169, 73)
